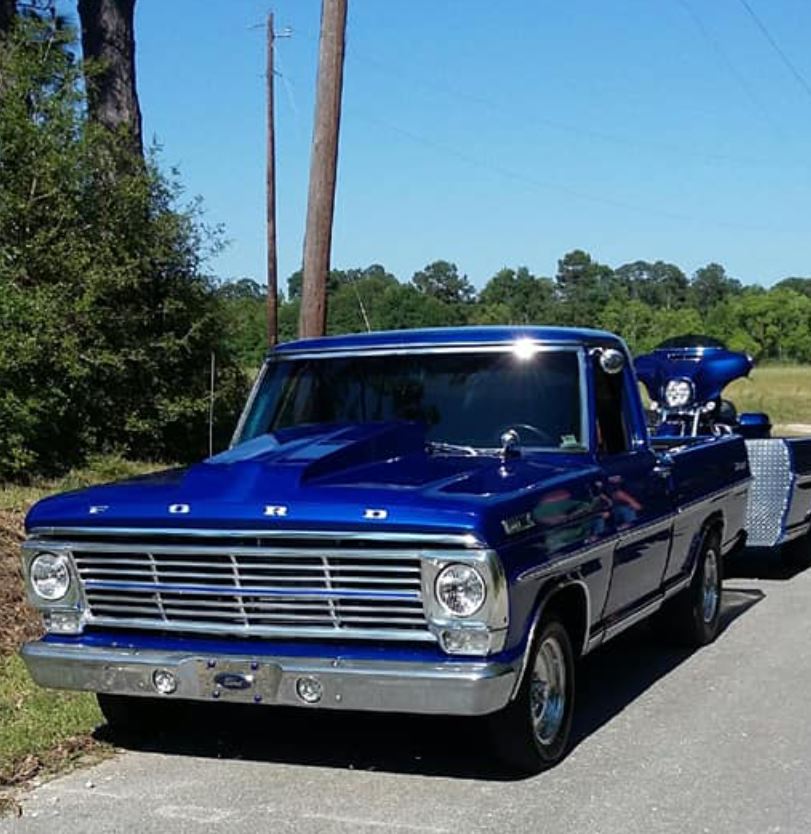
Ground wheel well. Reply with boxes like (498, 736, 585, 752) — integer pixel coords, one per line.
(686, 512, 724, 576)
(542, 582, 589, 659)
(702, 512, 724, 543)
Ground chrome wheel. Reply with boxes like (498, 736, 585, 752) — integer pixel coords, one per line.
(702, 548, 720, 623)
(529, 635, 567, 746)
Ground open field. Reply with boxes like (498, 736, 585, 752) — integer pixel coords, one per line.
(727, 364, 811, 430)
(0, 458, 162, 807)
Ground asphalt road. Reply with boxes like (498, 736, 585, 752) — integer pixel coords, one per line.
(4, 554, 811, 834)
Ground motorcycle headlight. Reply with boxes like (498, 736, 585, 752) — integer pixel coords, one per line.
(29, 552, 71, 601)
(435, 563, 486, 617)
(664, 379, 694, 409)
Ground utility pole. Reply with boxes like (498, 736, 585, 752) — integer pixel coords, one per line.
(266, 10, 279, 347)
(299, 0, 347, 338)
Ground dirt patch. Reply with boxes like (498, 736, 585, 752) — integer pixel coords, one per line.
(0, 510, 41, 658)
(0, 733, 107, 789)
(0, 735, 112, 817)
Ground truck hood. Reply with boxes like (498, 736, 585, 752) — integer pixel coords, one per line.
(26, 422, 599, 545)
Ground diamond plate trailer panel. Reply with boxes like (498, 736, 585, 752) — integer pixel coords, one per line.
(745, 438, 811, 548)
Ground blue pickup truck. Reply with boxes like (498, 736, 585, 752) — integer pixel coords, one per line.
(19, 326, 751, 772)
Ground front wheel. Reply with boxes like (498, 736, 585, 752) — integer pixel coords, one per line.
(660, 530, 723, 647)
(488, 618, 576, 773)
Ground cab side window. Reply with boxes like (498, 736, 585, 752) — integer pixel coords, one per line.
(594, 361, 631, 456)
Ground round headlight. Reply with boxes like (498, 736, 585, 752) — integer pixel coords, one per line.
(664, 379, 694, 409)
(30, 552, 71, 601)
(435, 563, 486, 617)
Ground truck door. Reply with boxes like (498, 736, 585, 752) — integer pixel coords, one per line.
(593, 357, 673, 620)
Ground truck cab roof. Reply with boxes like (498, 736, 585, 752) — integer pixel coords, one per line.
(271, 326, 624, 356)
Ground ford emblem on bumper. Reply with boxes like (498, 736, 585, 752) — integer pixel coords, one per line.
(214, 672, 254, 691)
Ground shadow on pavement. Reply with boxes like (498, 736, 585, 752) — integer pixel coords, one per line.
(727, 537, 811, 581)
(96, 586, 763, 782)
(571, 585, 763, 749)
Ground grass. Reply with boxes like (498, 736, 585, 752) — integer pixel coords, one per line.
(0, 455, 164, 808)
(0, 655, 105, 786)
(0, 455, 166, 514)
(726, 364, 811, 429)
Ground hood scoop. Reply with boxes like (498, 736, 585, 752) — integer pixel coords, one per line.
(200, 421, 429, 492)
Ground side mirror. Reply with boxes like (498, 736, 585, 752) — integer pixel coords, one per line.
(594, 347, 626, 375)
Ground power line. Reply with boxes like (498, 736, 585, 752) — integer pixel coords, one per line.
(674, 0, 784, 139)
(735, 0, 811, 102)
(293, 24, 782, 169)
(349, 108, 775, 234)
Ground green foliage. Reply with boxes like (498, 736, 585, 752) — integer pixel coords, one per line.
(690, 262, 743, 313)
(221, 247, 811, 376)
(614, 260, 688, 309)
(478, 267, 556, 324)
(555, 250, 618, 325)
(412, 260, 475, 305)
(0, 20, 247, 479)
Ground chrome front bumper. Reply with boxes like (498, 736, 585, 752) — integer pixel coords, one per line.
(21, 641, 518, 717)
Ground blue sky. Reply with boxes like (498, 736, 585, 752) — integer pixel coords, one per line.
(62, 1, 811, 290)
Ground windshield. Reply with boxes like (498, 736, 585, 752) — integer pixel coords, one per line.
(656, 334, 727, 350)
(238, 349, 585, 451)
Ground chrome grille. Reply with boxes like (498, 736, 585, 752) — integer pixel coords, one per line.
(69, 541, 432, 641)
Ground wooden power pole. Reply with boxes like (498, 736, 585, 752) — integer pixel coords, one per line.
(266, 11, 279, 347)
(299, 0, 347, 338)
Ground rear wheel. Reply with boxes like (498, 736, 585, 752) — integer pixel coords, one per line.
(660, 530, 723, 647)
(489, 618, 576, 773)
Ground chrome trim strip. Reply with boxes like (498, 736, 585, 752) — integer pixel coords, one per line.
(616, 514, 675, 547)
(676, 478, 751, 515)
(230, 362, 269, 448)
(603, 596, 663, 643)
(273, 342, 585, 360)
(515, 537, 617, 585)
(27, 527, 484, 548)
(515, 508, 699, 588)
(577, 347, 591, 453)
(663, 574, 691, 599)
(21, 641, 517, 717)
(26, 540, 432, 561)
(587, 576, 690, 653)
(81, 579, 420, 600)
(81, 615, 437, 643)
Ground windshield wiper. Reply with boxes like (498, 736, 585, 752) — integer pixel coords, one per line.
(427, 441, 480, 457)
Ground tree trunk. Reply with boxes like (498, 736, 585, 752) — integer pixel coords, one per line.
(77, 0, 142, 157)
(0, 0, 15, 37)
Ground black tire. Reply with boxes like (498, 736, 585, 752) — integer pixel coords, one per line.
(488, 617, 576, 773)
(660, 529, 723, 647)
(97, 693, 181, 732)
